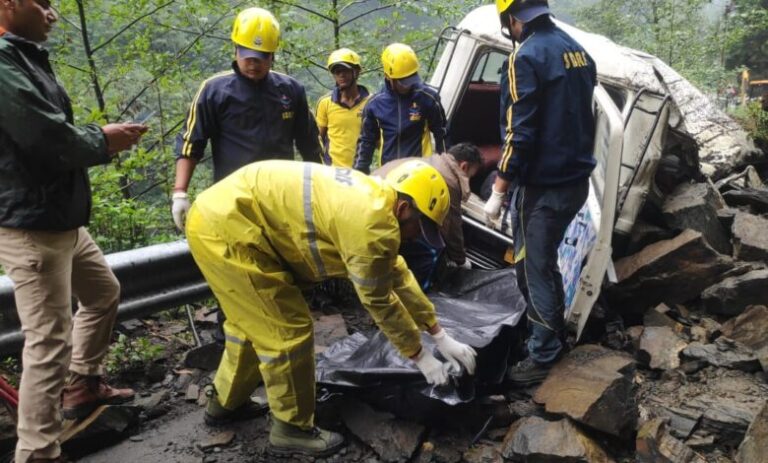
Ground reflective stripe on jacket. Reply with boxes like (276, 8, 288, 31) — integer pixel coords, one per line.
(192, 160, 438, 357)
(499, 17, 597, 186)
(353, 82, 448, 174)
(176, 65, 323, 182)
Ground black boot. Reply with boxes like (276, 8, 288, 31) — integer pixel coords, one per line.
(506, 357, 553, 387)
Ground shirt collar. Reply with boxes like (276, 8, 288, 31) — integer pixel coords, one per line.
(331, 85, 369, 107)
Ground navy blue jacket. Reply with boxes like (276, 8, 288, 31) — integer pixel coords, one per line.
(498, 17, 597, 186)
(176, 63, 322, 181)
(353, 81, 447, 174)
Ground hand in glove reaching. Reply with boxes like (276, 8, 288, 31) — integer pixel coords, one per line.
(411, 348, 450, 385)
(431, 327, 477, 374)
(171, 191, 191, 231)
(483, 186, 506, 227)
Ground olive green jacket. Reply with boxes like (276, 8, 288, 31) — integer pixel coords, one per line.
(0, 33, 109, 230)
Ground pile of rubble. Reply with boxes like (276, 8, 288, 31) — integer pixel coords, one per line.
(592, 163, 768, 463)
(12, 171, 768, 461)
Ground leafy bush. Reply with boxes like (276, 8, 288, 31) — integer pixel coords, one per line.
(105, 334, 165, 376)
(733, 101, 768, 151)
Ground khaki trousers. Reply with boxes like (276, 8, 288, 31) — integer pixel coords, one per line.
(0, 227, 120, 463)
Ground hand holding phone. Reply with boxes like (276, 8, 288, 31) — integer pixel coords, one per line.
(132, 110, 156, 125)
(102, 122, 149, 155)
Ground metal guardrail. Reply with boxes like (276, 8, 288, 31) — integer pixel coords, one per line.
(0, 240, 210, 355)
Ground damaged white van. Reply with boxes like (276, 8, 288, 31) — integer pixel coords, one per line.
(429, 5, 760, 338)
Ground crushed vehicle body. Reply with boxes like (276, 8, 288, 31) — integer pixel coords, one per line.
(316, 5, 763, 396)
(429, 5, 761, 335)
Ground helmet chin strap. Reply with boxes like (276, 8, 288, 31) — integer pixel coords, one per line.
(501, 26, 515, 41)
(499, 13, 515, 41)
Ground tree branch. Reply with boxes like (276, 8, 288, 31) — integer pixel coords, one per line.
(117, 1, 249, 119)
(52, 6, 81, 32)
(269, 0, 334, 22)
(50, 59, 90, 74)
(280, 48, 327, 71)
(339, 0, 370, 14)
(148, 19, 229, 41)
(340, 2, 399, 27)
(92, 1, 176, 54)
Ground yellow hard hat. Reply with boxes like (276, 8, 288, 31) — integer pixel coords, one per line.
(327, 48, 362, 71)
(496, 0, 550, 21)
(381, 43, 420, 80)
(231, 8, 280, 54)
(496, 0, 515, 15)
(385, 160, 449, 226)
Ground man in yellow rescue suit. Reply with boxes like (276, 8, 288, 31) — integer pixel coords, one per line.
(185, 160, 477, 456)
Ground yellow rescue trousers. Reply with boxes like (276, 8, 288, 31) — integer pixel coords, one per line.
(186, 204, 317, 428)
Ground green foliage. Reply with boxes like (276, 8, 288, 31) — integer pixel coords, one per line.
(567, 0, 764, 92)
(732, 101, 768, 150)
(723, 0, 768, 76)
(105, 334, 165, 376)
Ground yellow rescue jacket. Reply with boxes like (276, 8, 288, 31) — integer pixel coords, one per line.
(193, 160, 438, 357)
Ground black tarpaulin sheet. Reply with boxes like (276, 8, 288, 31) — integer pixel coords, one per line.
(315, 267, 526, 405)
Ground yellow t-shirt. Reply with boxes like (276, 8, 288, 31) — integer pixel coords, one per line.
(316, 86, 370, 168)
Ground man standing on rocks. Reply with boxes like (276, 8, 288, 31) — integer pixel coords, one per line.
(186, 160, 477, 457)
(484, 0, 597, 386)
(0, 0, 146, 461)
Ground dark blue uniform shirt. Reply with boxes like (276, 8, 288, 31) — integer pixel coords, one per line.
(499, 17, 597, 186)
(176, 63, 322, 181)
(353, 81, 447, 174)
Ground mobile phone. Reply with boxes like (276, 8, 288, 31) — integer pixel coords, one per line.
(132, 110, 156, 125)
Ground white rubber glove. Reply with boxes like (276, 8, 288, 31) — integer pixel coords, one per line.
(171, 191, 191, 231)
(483, 186, 506, 227)
(432, 328, 477, 375)
(412, 348, 450, 385)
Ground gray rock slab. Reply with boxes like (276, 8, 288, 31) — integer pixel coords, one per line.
(639, 326, 688, 371)
(626, 220, 676, 256)
(501, 416, 613, 462)
(663, 182, 731, 255)
(341, 399, 425, 462)
(685, 394, 759, 447)
(183, 343, 224, 371)
(737, 400, 768, 463)
(643, 304, 680, 329)
(610, 230, 732, 312)
(731, 212, 768, 263)
(702, 269, 768, 316)
(722, 188, 768, 215)
(682, 340, 761, 372)
(636, 418, 706, 463)
(533, 344, 636, 438)
(721, 305, 768, 371)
